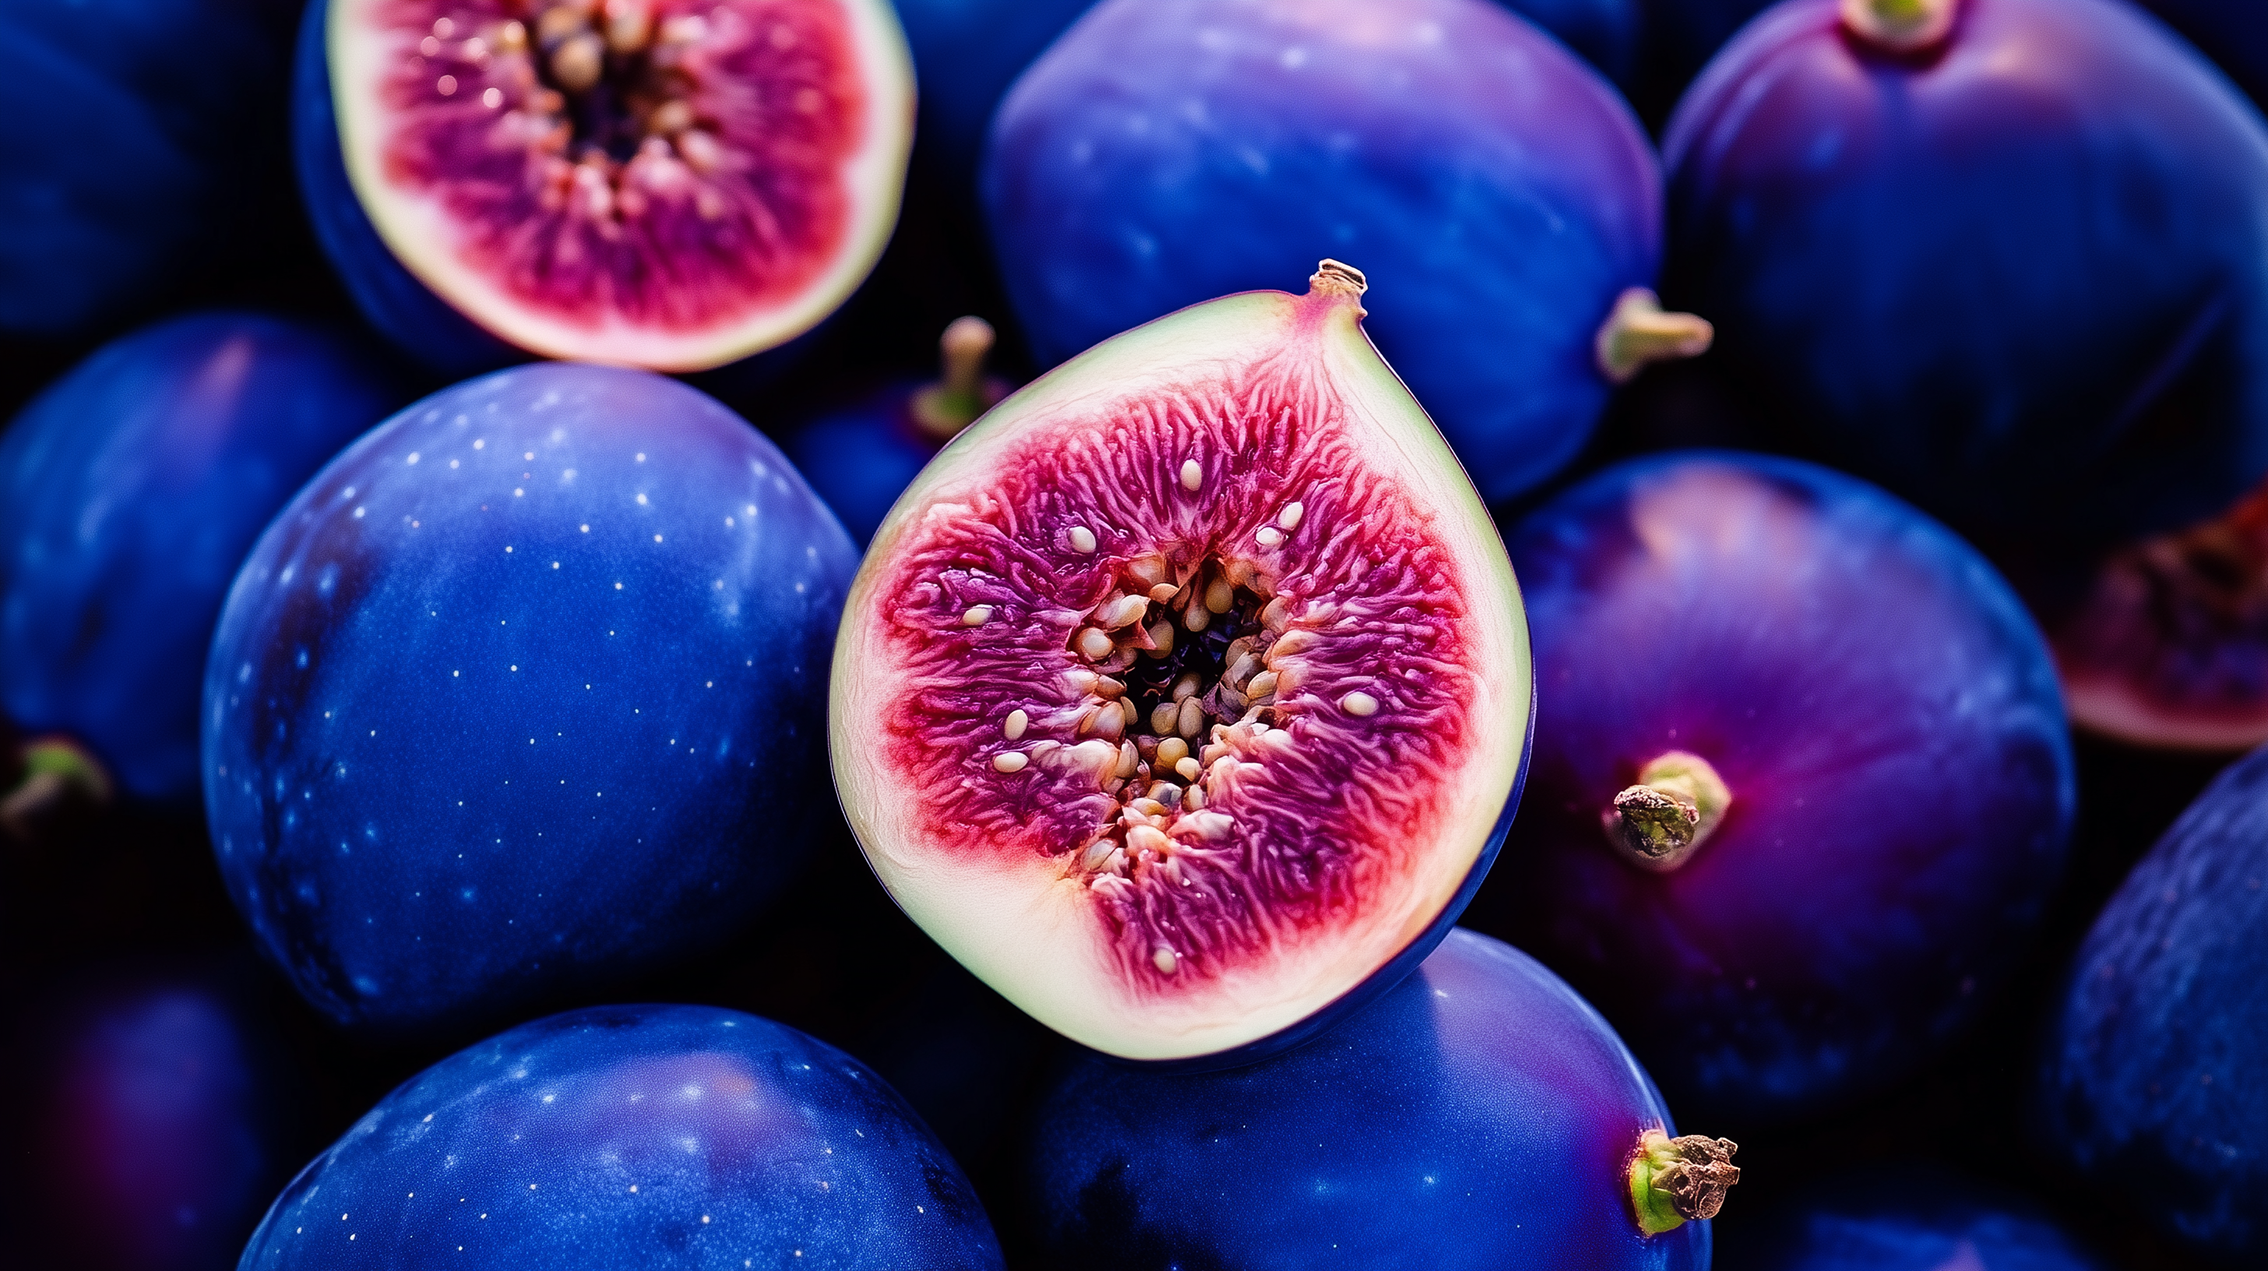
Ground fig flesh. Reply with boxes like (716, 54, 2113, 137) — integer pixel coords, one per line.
(1663, 0, 2268, 546)
(831, 263, 1531, 1064)
(2049, 479, 2268, 750)
(300, 0, 913, 372)
(1020, 928, 1724, 1269)
(202, 362, 856, 1034)
(0, 313, 402, 801)
(1469, 452, 2074, 1120)
(983, 0, 1699, 506)
(236, 1004, 1005, 1269)
(2040, 742, 2268, 1264)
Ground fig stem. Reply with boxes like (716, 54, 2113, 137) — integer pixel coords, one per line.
(1839, 0, 1959, 52)
(1628, 1129, 1741, 1235)
(911, 316, 1001, 441)
(1594, 289, 1714, 384)
(1, 737, 112, 842)
(1602, 749, 1731, 872)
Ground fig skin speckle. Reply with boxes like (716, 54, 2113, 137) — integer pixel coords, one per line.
(202, 363, 856, 1036)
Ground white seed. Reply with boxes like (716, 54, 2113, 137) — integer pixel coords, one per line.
(604, 1, 652, 53)
(1080, 840, 1117, 871)
(1090, 704, 1125, 741)
(1180, 459, 1203, 491)
(1128, 825, 1172, 856)
(1226, 652, 1261, 688)
(1070, 739, 1119, 778)
(1246, 670, 1279, 699)
(1064, 668, 1099, 693)
(1175, 756, 1202, 781)
(1205, 578, 1235, 614)
(1100, 594, 1149, 630)
(1115, 741, 1140, 779)
(1172, 673, 1204, 702)
(648, 99, 694, 136)
(1144, 621, 1176, 658)
(1126, 553, 1172, 589)
(1341, 691, 1380, 717)
(1183, 784, 1206, 810)
(1156, 736, 1191, 768)
(1151, 701, 1180, 734)
(1260, 596, 1291, 629)
(1119, 699, 1140, 729)
(1278, 501, 1305, 530)
(1183, 601, 1211, 633)
(1148, 582, 1180, 603)
(1076, 628, 1116, 661)
(962, 605, 992, 626)
(1128, 798, 1166, 818)
(1067, 525, 1097, 554)
(550, 31, 604, 92)
(1153, 947, 1179, 974)
(1177, 698, 1205, 739)
(1256, 526, 1284, 548)
(1148, 780, 1181, 803)
(992, 751, 1028, 774)
(1003, 709, 1028, 740)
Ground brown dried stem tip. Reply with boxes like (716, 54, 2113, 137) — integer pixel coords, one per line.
(1595, 288, 1713, 383)
(1310, 258, 1369, 302)
(911, 316, 1006, 441)
(1628, 1129, 1741, 1235)
(1602, 749, 1731, 872)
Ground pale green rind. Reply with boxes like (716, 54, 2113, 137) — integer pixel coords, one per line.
(329, 0, 913, 370)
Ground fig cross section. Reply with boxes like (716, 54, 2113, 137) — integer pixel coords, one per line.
(833, 266, 1530, 1062)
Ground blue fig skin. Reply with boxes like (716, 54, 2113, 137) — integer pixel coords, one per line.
(201, 363, 857, 1035)
(786, 381, 955, 547)
(5, 970, 292, 1271)
(1721, 1171, 2111, 1271)
(2039, 743, 2268, 1264)
(2140, 1, 2268, 108)
(1468, 452, 2074, 1121)
(237, 1005, 1006, 1270)
(894, 0, 1098, 186)
(0, 0, 285, 334)
(0, 313, 401, 802)
(1663, 0, 2268, 546)
(981, 0, 1667, 505)
(1512, 0, 1644, 87)
(1022, 928, 1713, 1270)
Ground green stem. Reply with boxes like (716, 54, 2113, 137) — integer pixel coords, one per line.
(1594, 289, 1714, 384)
(1628, 1129, 1742, 1235)
(1602, 750, 1732, 872)
(910, 316, 1004, 442)
(1, 737, 112, 841)
(1840, 0, 1958, 52)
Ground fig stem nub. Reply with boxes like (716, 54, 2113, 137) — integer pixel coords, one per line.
(1839, 0, 1959, 52)
(1309, 260, 1369, 314)
(1, 737, 112, 843)
(1627, 1129, 1741, 1235)
(912, 317, 1001, 441)
(1602, 750, 1730, 871)
(1595, 289, 1714, 383)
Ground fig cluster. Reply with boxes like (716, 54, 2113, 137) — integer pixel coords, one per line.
(8, 0, 2268, 1268)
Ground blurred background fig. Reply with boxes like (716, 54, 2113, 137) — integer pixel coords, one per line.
(0, 313, 401, 804)
(202, 363, 856, 1036)
(1467, 451, 2075, 1122)
(1663, 0, 2268, 548)
(1019, 929, 1729, 1270)
(1718, 1167, 2112, 1271)
(981, 0, 1707, 506)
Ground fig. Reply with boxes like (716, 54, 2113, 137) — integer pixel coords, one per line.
(3, 967, 296, 1271)
(785, 315, 1010, 545)
(0, 313, 401, 802)
(1663, 0, 2268, 546)
(2039, 741, 2268, 1265)
(982, 0, 1710, 506)
(202, 362, 856, 1034)
(293, 0, 914, 373)
(1721, 1169, 2111, 1271)
(236, 1004, 1005, 1269)
(1466, 451, 2075, 1120)
(893, 0, 1093, 186)
(0, 0, 288, 334)
(1514, 0, 1646, 88)
(2045, 479, 2268, 751)
(1020, 928, 1731, 1269)
(831, 263, 1530, 1064)
(2139, 1, 2268, 109)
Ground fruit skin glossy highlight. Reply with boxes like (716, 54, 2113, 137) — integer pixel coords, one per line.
(832, 265, 1531, 1065)
(1021, 928, 1715, 1270)
(0, 0, 285, 334)
(1664, 0, 2268, 546)
(0, 313, 400, 802)
(236, 1004, 1005, 1270)
(1720, 1170, 2111, 1271)
(202, 363, 857, 1034)
(2039, 742, 2268, 1264)
(1469, 451, 2074, 1120)
(983, 0, 1673, 505)
(295, 0, 914, 374)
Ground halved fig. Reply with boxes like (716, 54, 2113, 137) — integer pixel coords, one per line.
(831, 263, 1531, 1063)
(317, 0, 912, 370)
(2051, 479, 2268, 750)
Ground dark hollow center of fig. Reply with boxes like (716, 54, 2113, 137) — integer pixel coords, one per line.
(522, 5, 702, 165)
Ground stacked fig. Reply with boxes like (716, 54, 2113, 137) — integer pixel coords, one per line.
(8, 0, 2268, 1267)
